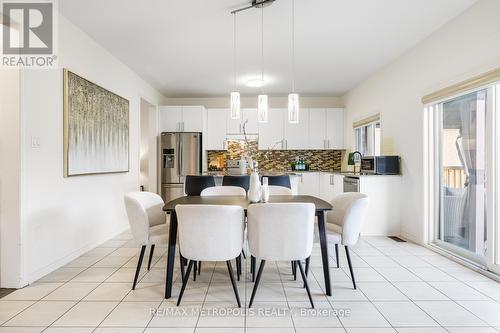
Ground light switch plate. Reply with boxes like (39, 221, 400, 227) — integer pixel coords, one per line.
(31, 136, 40, 148)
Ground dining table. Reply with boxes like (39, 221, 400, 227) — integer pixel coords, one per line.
(163, 195, 334, 298)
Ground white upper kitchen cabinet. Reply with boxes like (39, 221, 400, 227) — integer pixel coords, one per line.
(326, 108, 344, 149)
(258, 108, 285, 150)
(296, 172, 320, 197)
(308, 108, 327, 149)
(159, 106, 182, 132)
(159, 105, 205, 132)
(242, 108, 258, 134)
(207, 109, 228, 150)
(284, 108, 309, 149)
(181, 106, 204, 132)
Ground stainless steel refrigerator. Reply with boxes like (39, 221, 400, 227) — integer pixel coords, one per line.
(160, 132, 202, 203)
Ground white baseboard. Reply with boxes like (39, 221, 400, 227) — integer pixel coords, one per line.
(21, 226, 129, 287)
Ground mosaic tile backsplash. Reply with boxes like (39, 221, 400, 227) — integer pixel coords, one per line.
(207, 140, 343, 173)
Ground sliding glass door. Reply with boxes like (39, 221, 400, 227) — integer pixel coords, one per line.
(437, 90, 487, 261)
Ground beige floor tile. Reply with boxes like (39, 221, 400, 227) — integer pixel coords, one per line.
(197, 302, 245, 327)
(44, 327, 95, 332)
(148, 300, 200, 327)
(373, 301, 439, 327)
(0, 300, 35, 324)
(52, 301, 117, 326)
(43, 282, 99, 301)
(83, 282, 131, 301)
(4, 301, 75, 326)
(289, 301, 342, 328)
(3, 283, 63, 301)
(100, 301, 160, 327)
(38, 267, 86, 282)
(106, 267, 146, 283)
(331, 301, 390, 328)
(245, 302, 294, 328)
(72, 268, 117, 282)
(124, 282, 165, 301)
(0, 328, 45, 333)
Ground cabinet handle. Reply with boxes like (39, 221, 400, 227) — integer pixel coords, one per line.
(182, 122, 185, 132)
(328, 139, 331, 148)
(284, 139, 288, 149)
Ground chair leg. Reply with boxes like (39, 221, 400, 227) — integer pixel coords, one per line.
(292, 261, 297, 281)
(132, 245, 146, 290)
(179, 253, 185, 281)
(226, 261, 241, 308)
(345, 246, 356, 289)
(335, 244, 339, 268)
(249, 260, 266, 308)
(297, 260, 314, 309)
(198, 261, 202, 275)
(193, 261, 197, 281)
(236, 255, 241, 281)
(251, 256, 256, 282)
(147, 244, 155, 270)
(303, 257, 310, 288)
(241, 249, 246, 259)
(177, 260, 194, 306)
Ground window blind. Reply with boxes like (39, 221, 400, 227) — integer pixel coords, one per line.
(422, 67, 500, 105)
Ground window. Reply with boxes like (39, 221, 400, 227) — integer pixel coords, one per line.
(354, 121, 381, 156)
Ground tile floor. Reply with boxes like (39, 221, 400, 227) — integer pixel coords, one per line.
(1, 230, 499, 333)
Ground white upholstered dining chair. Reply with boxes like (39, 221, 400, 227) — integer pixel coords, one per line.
(247, 203, 316, 308)
(200, 186, 247, 197)
(175, 204, 245, 307)
(267, 185, 293, 195)
(326, 192, 369, 289)
(124, 192, 168, 290)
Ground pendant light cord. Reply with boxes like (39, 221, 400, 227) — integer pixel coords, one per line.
(233, 13, 237, 91)
(291, 0, 295, 93)
(261, 5, 264, 94)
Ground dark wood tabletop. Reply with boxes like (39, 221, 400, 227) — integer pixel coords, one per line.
(163, 195, 333, 212)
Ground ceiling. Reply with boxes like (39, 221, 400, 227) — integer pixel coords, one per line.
(60, 0, 477, 97)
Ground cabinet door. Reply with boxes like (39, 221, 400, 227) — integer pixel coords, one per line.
(296, 172, 320, 196)
(332, 174, 344, 197)
(284, 108, 309, 149)
(159, 106, 182, 132)
(242, 108, 258, 134)
(181, 106, 204, 132)
(207, 109, 228, 150)
(227, 113, 241, 134)
(326, 108, 344, 149)
(319, 173, 336, 203)
(258, 108, 285, 150)
(309, 108, 327, 149)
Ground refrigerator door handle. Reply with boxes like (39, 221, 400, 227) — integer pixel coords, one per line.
(177, 136, 181, 177)
(179, 136, 183, 177)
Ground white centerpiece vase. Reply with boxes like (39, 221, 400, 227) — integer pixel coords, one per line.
(248, 171, 261, 203)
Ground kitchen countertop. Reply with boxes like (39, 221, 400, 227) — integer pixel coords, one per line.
(204, 170, 400, 177)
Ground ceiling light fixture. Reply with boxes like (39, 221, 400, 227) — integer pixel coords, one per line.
(257, 4, 268, 123)
(288, 0, 299, 123)
(230, 12, 240, 120)
(246, 78, 265, 88)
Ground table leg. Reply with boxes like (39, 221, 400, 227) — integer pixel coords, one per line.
(317, 211, 332, 296)
(165, 211, 178, 299)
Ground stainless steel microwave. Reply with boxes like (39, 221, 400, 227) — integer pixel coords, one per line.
(361, 156, 400, 175)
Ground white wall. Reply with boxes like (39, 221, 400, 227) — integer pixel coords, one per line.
(18, 15, 166, 285)
(0, 69, 23, 288)
(342, 0, 500, 244)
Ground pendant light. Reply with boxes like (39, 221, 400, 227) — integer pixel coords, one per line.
(288, 0, 299, 123)
(230, 13, 240, 120)
(257, 5, 268, 123)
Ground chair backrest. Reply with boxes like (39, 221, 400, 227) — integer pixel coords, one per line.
(175, 205, 245, 261)
(185, 175, 215, 196)
(247, 203, 315, 261)
(124, 192, 165, 245)
(222, 175, 250, 191)
(264, 175, 291, 188)
(200, 186, 246, 197)
(268, 185, 293, 195)
(327, 193, 369, 246)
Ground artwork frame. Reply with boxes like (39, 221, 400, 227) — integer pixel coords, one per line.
(63, 69, 130, 177)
